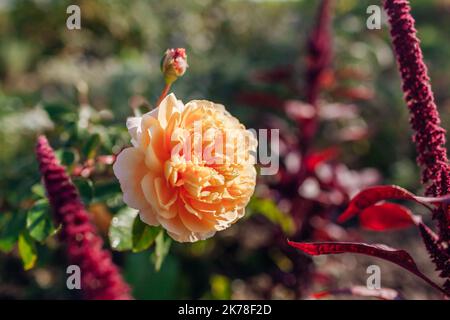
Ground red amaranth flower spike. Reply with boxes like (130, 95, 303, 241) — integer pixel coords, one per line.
(383, 0, 450, 274)
(36, 135, 132, 300)
(418, 223, 450, 292)
(383, 0, 450, 198)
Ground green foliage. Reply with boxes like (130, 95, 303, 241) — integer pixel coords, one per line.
(26, 199, 57, 243)
(108, 206, 169, 270)
(55, 148, 79, 168)
(0, 212, 26, 253)
(72, 178, 94, 205)
(109, 207, 137, 251)
(82, 133, 101, 160)
(209, 274, 231, 300)
(31, 184, 46, 199)
(18, 232, 37, 270)
(151, 230, 172, 272)
(132, 215, 161, 253)
(248, 197, 295, 235)
(124, 251, 180, 299)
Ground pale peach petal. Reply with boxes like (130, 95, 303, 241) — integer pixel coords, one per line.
(178, 203, 215, 233)
(164, 112, 180, 151)
(113, 147, 142, 181)
(149, 123, 168, 160)
(156, 214, 190, 237)
(144, 138, 162, 172)
(154, 177, 177, 210)
(126, 117, 142, 148)
(141, 174, 177, 219)
(157, 93, 178, 129)
(139, 207, 160, 226)
(139, 113, 159, 150)
(113, 148, 148, 209)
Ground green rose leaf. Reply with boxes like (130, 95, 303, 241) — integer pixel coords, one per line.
(151, 230, 172, 272)
(132, 215, 160, 253)
(108, 207, 138, 251)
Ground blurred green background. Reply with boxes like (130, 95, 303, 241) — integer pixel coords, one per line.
(0, 0, 449, 299)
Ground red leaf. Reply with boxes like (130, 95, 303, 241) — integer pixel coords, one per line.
(337, 185, 432, 223)
(288, 240, 448, 296)
(311, 286, 402, 300)
(288, 241, 416, 267)
(304, 147, 339, 172)
(359, 203, 419, 231)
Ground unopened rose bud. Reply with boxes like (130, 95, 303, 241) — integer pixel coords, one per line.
(160, 48, 188, 84)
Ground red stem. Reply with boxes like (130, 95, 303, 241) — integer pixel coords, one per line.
(155, 83, 172, 107)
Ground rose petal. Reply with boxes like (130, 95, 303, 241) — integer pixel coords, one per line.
(113, 148, 148, 209)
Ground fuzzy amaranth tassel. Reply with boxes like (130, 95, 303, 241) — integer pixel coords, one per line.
(418, 223, 450, 294)
(383, 0, 450, 197)
(383, 0, 450, 243)
(36, 135, 132, 300)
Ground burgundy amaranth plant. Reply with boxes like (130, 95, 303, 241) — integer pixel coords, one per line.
(302, 0, 333, 151)
(36, 135, 132, 300)
(305, 0, 333, 106)
(287, 0, 450, 298)
(383, 0, 450, 290)
(384, 0, 450, 238)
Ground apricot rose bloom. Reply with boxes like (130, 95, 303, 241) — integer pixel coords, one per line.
(113, 93, 257, 242)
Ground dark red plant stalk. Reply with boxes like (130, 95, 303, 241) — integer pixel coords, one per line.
(36, 135, 132, 300)
(301, 0, 334, 157)
(305, 0, 333, 106)
(383, 0, 450, 238)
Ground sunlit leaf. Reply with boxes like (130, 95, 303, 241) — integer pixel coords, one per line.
(31, 184, 46, 198)
(18, 232, 37, 270)
(359, 203, 418, 231)
(338, 185, 432, 223)
(249, 198, 295, 235)
(210, 274, 231, 300)
(152, 230, 171, 272)
(108, 207, 137, 251)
